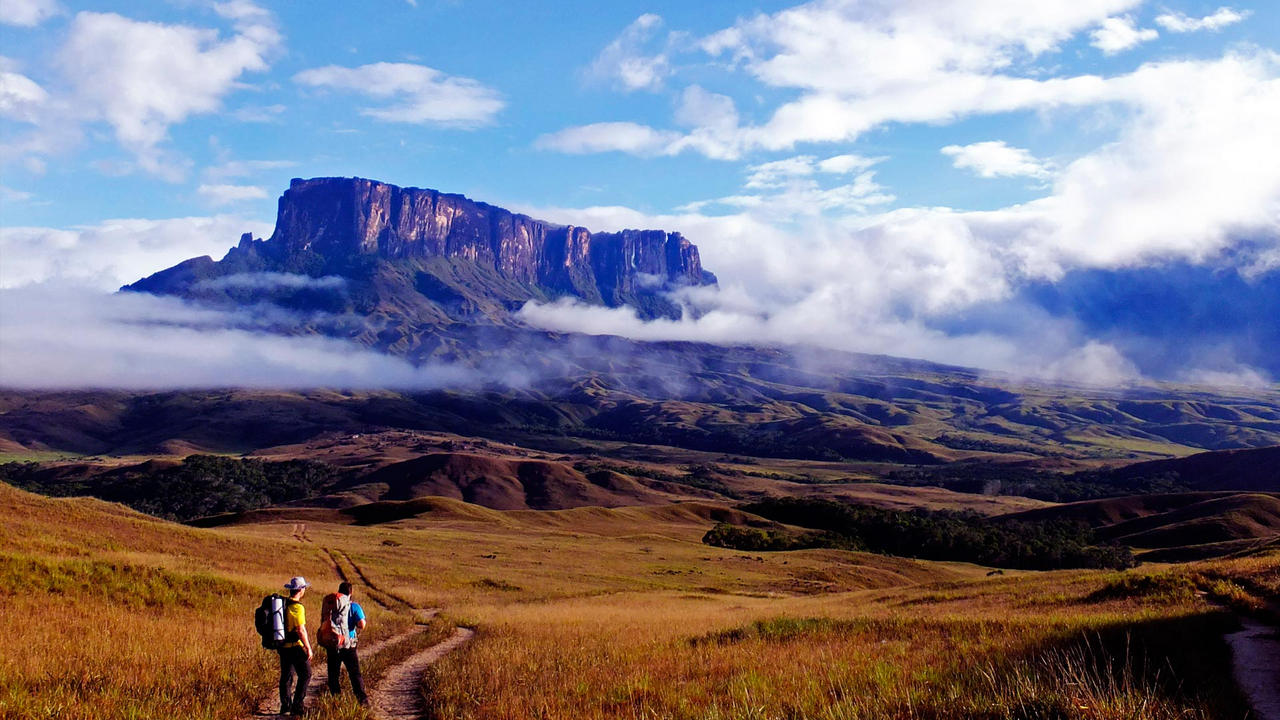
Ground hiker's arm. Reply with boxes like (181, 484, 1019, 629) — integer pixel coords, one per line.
(298, 622, 313, 658)
(356, 618, 367, 630)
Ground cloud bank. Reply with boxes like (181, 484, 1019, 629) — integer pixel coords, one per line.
(520, 1, 1278, 386)
(0, 285, 475, 390)
(0, 216, 274, 290)
(515, 48, 1280, 386)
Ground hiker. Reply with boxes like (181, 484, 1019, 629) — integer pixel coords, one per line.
(326, 581, 368, 705)
(278, 577, 314, 716)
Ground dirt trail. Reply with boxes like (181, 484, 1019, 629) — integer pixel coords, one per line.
(243, 609, 442, 718)
(243, 542, 441, 719)
(1226, 617, 1280, 720)
(331, 548, 416, 612)
(369, 627, 475, 720)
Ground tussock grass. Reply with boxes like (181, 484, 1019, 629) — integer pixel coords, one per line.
(1086, 572, 1199, 604)
(3, 481, 1276, 720)
(422, 601, 1245, 720)
(0, 559, 272, 719)
(0, 553, 247, 608)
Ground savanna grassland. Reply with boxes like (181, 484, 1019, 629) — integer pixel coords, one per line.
(0, 484, 439, 720)
(2, 480, 1276, 720)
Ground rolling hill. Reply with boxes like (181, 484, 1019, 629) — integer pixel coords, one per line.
(320, 452, 720, 510)
(1000, 491, 1280, 560)
(1107, 445, 1280, 492)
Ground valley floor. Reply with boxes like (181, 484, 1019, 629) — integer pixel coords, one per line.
(1, 483, 1277, 720)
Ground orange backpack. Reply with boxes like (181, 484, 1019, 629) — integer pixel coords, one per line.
(316, 592, 350, 650)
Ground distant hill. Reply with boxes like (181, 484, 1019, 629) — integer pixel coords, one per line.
(191, 496, 778, 537)
(1002, 492, 1243, 527)
(1100, 494, 1280, 549)
(321, 452, 722, 511)
(4, 376, 1279, 470)
(1107, 445, 1280, 492)
(999, 491, 1280, 560)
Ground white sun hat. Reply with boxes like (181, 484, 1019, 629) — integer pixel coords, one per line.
(283, 576, 310, 591)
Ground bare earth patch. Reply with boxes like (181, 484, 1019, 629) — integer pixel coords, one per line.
(371, 627, 475, 720)
(1226, 617, 1280, 720)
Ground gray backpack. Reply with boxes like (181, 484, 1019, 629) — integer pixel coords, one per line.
(317, 592, 351, 650)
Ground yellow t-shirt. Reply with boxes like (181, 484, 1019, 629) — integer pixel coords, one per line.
(283, 601, 306, 648)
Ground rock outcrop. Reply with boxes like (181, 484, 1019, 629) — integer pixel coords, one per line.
(128, 177, 715, 317)
(268, 177, 713, 300)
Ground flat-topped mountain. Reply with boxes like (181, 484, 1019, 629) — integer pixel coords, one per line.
(125, 177, 716, 329)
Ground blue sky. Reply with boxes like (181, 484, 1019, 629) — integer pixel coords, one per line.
(1, 0, 1278, 386)
(2, 0, 1272, 224)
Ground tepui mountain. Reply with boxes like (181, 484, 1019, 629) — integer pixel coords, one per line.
(126, 177, 717, 345)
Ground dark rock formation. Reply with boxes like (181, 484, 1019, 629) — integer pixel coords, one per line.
(127, 177, 715, 319)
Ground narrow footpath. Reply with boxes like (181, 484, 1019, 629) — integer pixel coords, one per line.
(369, 627, 476, 720)
(245, 609, 453, 718)
(246, 545, 474, 719)
(1226, 617, 1280, 720)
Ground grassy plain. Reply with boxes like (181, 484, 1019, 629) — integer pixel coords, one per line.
(1, 483, 1275, 720)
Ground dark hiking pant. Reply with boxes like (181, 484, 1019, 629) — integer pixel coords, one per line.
(278, 646, 311, 714)
(326, 646, 368, 704)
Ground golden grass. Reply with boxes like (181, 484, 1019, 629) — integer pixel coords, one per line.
(421, 584, 1244, 719)
(1, 482, 1273, 720)
(0, 487, 421, 720)
(0, 554, 272, 719)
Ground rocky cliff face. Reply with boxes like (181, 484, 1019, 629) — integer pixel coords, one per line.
(125, 177, 718, 337)
(256, 177, 713, 304)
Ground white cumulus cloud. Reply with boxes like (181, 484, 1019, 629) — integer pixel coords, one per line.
(534, 122, 681, 156)
(0, 0, 59, 27)
(1090, 15, 1159, 55)
(197, 183, 270, 206)
(941, 141, 1052, 179)
(542, 0, 1171, 159)
(1155, 7, 1250, 32)
(684, 153, 893, 218)
(293, 62, 504, 127)
(514, 47, 1280, 384)
(50, 5, 281, 181)
(202, 159, 298, 182)
(587, 14, 675, 92)
(0, 64, 48, 124)
(0, 216, 273, 290)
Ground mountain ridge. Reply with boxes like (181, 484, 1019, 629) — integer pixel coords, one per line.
(125, 177, 716, 330)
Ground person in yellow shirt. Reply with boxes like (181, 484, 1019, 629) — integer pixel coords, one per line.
(279, 577, 314, 716)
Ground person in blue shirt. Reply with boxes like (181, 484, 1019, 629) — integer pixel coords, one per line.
(349, 600, 366, 643)
(326, 582, 368, 705)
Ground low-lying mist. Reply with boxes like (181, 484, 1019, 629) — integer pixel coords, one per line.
(0, 284, 477, 389)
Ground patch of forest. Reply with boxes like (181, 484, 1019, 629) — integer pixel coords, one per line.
(0, 455, 337, 521)
(884, 463, 1192, 502)
(705, 497, 1136, 570)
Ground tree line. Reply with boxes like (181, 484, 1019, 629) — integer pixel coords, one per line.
(1, 455, 337, 521)
(704, 497, 1136, 570)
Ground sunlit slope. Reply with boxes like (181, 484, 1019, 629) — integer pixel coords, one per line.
(325, 452, 720, 509)
(1000, 490, 1280, 560)
(0, 484, 342, 720)
(4, 474, 1276, 720)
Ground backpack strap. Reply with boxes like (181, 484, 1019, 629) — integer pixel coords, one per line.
(282, 598, 301, 643)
